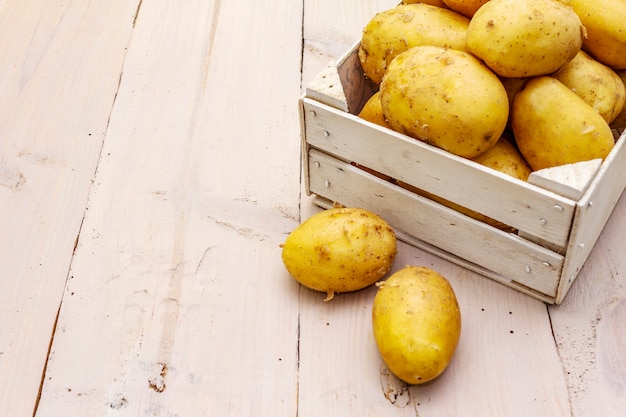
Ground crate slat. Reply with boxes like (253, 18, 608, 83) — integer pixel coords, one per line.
(556, 132, 626, 303)
(303, 98, 576, 247)
(308, 149, 564, 297)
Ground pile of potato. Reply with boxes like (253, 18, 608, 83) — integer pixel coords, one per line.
(281, 207, 462, 385)
(357, 0, 626, 173)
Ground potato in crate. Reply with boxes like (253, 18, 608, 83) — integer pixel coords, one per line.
(299, 34, 626, 304)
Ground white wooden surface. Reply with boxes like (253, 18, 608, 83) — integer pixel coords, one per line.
(0, 1, 624, 416)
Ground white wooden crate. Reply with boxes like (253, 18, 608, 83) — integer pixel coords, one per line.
(299, 42, 626, 304)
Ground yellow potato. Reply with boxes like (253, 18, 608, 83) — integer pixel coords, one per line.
(471, 134, 532, 179)
(560, 0, 626, 69)
(443, 0, 490, 17)
(358, 91, 392, 129)
(380, 45, 508, 158)
(401, 0, 448, 7)
(358, 3, 470, 84)
(512, 76, 615, 170)
(499, 76, 528, 111)
(552, 50, 626, 124)
(281, 207, 396, 301)
(466, 0, 584, 77)
(610, 70, 626, 129)
(372, 266, 461, 385)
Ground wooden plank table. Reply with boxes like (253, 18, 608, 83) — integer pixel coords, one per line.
(0, 1, 624, 416)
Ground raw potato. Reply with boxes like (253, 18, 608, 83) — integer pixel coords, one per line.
(281, 207, 396, 301)
(512, 76, 615, 170)
(553, 50, 626, 124)
(372, 266, 461, 385)
(471, 135, 532, 180)
(380, 45, 508, 159)
(358, 3, 470, 84)
(402, 0, 448, 6)
(610, 70, 626, 129)
(443, 0, 490, 17)
(561, 0, 626, 69)
(500, 76, 528, 111)
(358, 91, 392, 129)
(466, 0, 584, 77)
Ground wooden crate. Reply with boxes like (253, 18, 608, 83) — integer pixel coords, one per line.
(299, 41, 626, 304)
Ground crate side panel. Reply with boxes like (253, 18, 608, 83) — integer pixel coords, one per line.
(308, 149, 563, 297)
(303, 99, 575, 247)
(313, 195, 557, 304)
(335, 41, 378, 115)
(556, 132, 626, 303)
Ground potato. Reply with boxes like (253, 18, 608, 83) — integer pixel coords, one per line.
(281, 207, 396, 301)
(372, 266, 461, 385)
(471, 134, 532, 179)
(443, 0, 490, 17)
(610, 70, 626, 129)
(512, 76, 615, 170)
(380, 45, 508, 159)
(561, 0, 626, 69)
(401, 0, 448, 7)
(358, 3, 470, 84)
(552, 50, 626, 124)
(358, 91, 392, 129)
(466, 0, 584, 77)
(499, 76, 528, 111)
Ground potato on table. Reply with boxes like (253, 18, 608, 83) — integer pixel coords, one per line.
(281, 207, 396, 301)
(372, 266, 461, 385)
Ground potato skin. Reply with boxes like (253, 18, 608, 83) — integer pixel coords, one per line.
(466, 0, 584, 77)
(561, 0, 626, 69)
(552, 50, 626, 124)
(471, 135, 532, 180)
(281, 208, 396, 300)
(610, 70, 626, 129)
(358, 3, 469, 84)
(358, 91, 392, 129)
(372, 266, 461, 385)
(401, 0, 448, 6)
(512, 76, 615, 170)
(443, 0, 490, 17)
(380, 46, 508, 158)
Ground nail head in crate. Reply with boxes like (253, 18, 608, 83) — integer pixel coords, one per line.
(298, 41, 626, 304)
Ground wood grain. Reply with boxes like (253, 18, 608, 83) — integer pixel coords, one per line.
(549, 192, 626, 417)
(0, 2, 140, 416)
(34, 1, 303, 415)
(0, 1, 623, 416)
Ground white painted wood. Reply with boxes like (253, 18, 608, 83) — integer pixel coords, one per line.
(305, 62, 350, 112)
(549, 190, 626, 417)
(307, 149, 563, 298)
(556, 132, 626, 303)
(528, 159, 602, 201)
(302, 98, 576, 247)
(0, 2, 140, 417)
(297, 238, 571, 417)
(34, 1, 303, 416)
